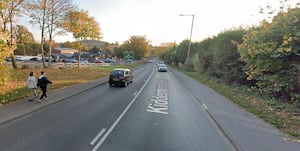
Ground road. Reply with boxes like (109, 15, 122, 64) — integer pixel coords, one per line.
(0, 63, 300, 151)
(0, 63, 299, 151)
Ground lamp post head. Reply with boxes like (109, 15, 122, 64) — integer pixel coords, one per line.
(179, 14, 194, 17)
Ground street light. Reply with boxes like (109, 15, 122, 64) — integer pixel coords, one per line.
(179, 14, 194, 71)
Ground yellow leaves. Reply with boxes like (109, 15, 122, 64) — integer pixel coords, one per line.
(63, 10, 101, 40)
(0, 30, 9, 87)
(281, 35, 294, 47)
(282, 39, 289, 46)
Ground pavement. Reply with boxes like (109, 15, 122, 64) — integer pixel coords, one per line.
(170, 69, 300, 151)
(0, 77, 108, 125)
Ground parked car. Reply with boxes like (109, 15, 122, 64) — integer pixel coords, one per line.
(16, 56, 23, 61)
(79, 59, 89, 64)
(29, 57, 40, 61)
(108, 68, 133, 87)
(158, 63, 168, 72)
(45, 57, 57, 62)
(95, 59, 104, 63)
(63, 58, 77, 63)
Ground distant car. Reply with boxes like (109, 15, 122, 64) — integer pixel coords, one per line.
(104, 58, 113, 63)
(29, 57, 40, 61)
(63, 58, 77, 63)
(45, 57, 57, 62)
(16, 56, 23, 61)
(80, 59, 89, 64)
(158, 64, 168, 72)
(108, 68, 133, 87)
(95, 59, 104, 63)
(156, 61, 165, 67)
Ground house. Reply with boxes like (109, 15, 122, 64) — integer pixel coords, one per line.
(52, 48, 78, 55)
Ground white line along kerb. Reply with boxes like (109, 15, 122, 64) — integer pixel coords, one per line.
(202, 104, 208, 110)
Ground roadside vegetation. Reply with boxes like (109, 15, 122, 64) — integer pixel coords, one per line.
(0, 63, 141, 105)
(159, 2, 300, 140)
(183, 70, 300, 140)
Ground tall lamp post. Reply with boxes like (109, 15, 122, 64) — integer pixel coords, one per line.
(179, 14, 194, 71)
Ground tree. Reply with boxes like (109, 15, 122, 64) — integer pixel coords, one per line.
(259, 0, 299, 23)
(238, 8, 300, 103)
(15, 42, 40, 55)
(0, 1, 10, 85)
(63, 10, 101, 66)
(121, 36, 150, 60)
(15, 25, 35, 44)
(104, 42, 112, 51)
(206, 29, 247, 84)
(175, 40, 190, 64)
(0, 0, 25, 68)
(45, 0, 75, 66)
(0, 29, 10, 86)
(27, 0, 75, 67)
(113, 47, 123, 59)
(27, 0, 48, 67)
(15, 24, 35, 55)
(62, 41, 74, 48)
(196, 37, 213, 74)
(155, 42, 174, 56)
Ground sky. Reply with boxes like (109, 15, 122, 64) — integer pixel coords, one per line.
(25, 0, 299, 46)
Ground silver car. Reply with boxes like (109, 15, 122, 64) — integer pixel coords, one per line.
(158, 64, 167, 72)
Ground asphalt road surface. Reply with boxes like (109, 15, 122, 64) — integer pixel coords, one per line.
(1, 63, 297, 151)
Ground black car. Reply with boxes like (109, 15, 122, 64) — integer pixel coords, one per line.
(108, 68, 133, 87)
(29, 57, 40, 61)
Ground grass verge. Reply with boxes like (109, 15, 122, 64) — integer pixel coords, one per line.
(183, 70, 300, 140)
(0, 63, 141, 105)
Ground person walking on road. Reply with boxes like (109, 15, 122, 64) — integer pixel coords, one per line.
(37, 71, 52, 103)
(26, 72, 38, 101)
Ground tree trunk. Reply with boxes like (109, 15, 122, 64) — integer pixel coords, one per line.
(41, 36, 46, 68)
(41, 0, 47, 68)
(9, 14, 17, 69)
(10, 53, 17, 69)
(48, 40, 52, 67)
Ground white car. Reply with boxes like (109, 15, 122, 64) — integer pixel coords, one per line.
(158, 64, 167, 72)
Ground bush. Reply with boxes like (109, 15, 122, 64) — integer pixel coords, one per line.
(238, 8, 300, 103)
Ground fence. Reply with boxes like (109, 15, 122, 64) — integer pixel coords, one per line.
(5, 61, 112, 68)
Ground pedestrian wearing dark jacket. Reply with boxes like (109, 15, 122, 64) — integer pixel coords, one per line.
(37, 71, 52, 102)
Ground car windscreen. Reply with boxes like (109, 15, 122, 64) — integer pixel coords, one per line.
(110, 70, 124, 76)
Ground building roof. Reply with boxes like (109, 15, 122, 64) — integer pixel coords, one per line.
(53, 48, 78, 51)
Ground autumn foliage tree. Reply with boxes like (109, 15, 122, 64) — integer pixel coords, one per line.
(27, 0, 48, 67)
(0, 27, 9, 86)
(63, 10, 101, 66)
(238, 8, 300, 103)
(121, 36, 151, 60)
(45, 0, 75, 66)
(0, 1, 9, 85)
(0, 0, 25, 68)
(14, 25, 35, 55)
(27, 0, 76, 67)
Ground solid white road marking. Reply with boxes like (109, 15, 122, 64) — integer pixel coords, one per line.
(90, 128, 106, 145)
(91, 68, 155, 151)
(202, 104, 208, 110)
(133, 91, 138, 96)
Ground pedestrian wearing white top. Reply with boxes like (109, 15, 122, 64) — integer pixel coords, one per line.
(26, 72, 38, 101)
